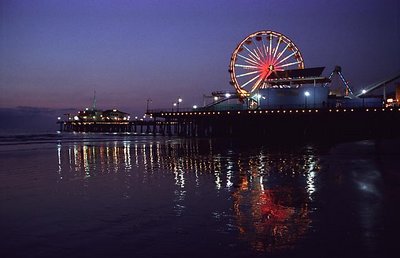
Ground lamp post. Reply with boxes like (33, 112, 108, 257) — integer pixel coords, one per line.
(146, 99, 152, 112)
(361, 89, 366, 107)
(304, 91, 310, 108)
(177, 97, 182, 112)
(173, 102, 177, 112)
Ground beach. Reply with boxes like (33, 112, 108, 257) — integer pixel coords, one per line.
(1, 133, 399, 257)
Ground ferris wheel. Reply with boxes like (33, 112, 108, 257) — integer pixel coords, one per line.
(229, 30, 304, 98)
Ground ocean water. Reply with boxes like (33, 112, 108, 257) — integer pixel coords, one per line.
(0, 133, 399, 257)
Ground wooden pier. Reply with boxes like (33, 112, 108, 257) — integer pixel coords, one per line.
(60, 107, 400, 140)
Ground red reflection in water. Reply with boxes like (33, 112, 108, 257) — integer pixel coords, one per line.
(233, 175, 310, 253)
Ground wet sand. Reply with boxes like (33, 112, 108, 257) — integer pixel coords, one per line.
(0, 135, 399, 257)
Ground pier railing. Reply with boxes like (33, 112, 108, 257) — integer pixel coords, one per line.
(147, 101, 386, 114)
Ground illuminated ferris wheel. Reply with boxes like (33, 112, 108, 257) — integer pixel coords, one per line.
(229, 30, 304, 98)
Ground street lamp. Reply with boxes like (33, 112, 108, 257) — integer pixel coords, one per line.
(193, 105, 198, 109)
(173, 102, 177, 112)
(146, 98, 152, 112)
(304, 91, 310, 108)
(177, 97, 182, 112)
(361, 89, 367, 107)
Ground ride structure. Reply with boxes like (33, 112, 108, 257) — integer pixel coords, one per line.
(324, 66, 354, 97)
(229, 30, 305, 99)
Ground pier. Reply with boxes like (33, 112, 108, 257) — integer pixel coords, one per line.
(59, 106, 400, 140)
(58, 29, 400, 140)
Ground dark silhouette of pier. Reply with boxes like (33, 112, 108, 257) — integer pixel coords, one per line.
(60, 107, 400, 140)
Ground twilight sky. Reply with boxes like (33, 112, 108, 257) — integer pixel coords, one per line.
(1, 0, 399, 116)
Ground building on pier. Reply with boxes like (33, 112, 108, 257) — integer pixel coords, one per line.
(60, 91, 131, 132)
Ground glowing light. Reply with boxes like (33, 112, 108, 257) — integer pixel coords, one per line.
(304, 91, 310, 97)
(57, 117, 61, 120)
(362, 89, 367, 94)
(178, 98, 183, 103)
(113, 109, 117, 112)
(225, 93, 231, 98)
(173, 103, 177, 106)
(74, 116, 79, 121)
(193, 105, 198, 109)
(214, 96, 219, 101)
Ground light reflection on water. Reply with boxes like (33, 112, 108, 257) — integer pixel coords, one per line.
(56, 139, 321, 253)
(2, 135, 396, 257)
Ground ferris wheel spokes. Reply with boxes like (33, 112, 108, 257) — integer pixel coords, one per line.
(273, 37, 282, 59)
(275, 51, 297, 67)
(279, 60, 302, 69)
(236, 70, 260, 78)
(241, 74, 261, 88)
(229, 30, 305, 97)
(238, 54, 259, 66)
(234, 64, 259, 69)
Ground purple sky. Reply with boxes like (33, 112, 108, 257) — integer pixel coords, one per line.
(1, 0, 399, 116)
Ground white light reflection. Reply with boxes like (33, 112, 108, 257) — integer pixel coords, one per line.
(226, 162, 234, 188)
(57, 143, 62, 180)
(214, 155, 222, 190)
(174, 163, 185, 189)
(134, 143, 139, 167)
(123, 141, 131, 170)
(74, 144, 79, 172)
(215, 170, 221, 190)
(259, 176, 264, 191)
(113, 142, 118, 173)
(305, 156, 317, 200)
(83, 145, 90, 177)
